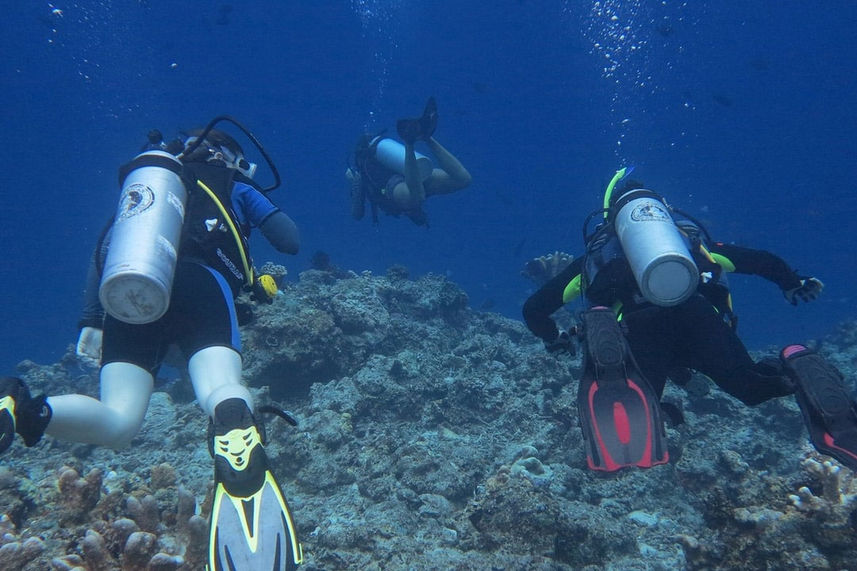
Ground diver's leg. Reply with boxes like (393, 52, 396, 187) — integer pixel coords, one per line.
(178, 263, 303, 569)
(188, 346, 252, 417)
(46, 361, 154, 448)
(676, 295, 792, 405)
(196, 346, 304, 569)
(621, 305, 673, 398)
(423, 137, 472, 196)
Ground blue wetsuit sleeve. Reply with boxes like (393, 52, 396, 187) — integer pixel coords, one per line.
(232, 182, 300, 254)
(232, 182, 279, 228)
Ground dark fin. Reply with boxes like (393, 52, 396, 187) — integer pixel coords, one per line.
(419, 96, 438, 140)
(396, 118, 421, 145)
(209, 399, 303, 570)
(577, 308, 669, 471)
(781, 345, 857, 470)
(397, 97, 438, 143)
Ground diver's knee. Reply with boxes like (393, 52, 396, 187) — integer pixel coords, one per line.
(105, 418, 144, 449)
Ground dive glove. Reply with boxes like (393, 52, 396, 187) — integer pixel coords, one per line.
(784, 277, 824, 305)
(76, 326, 103, 365)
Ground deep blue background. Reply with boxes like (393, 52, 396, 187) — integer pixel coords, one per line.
(2, 1, 856, 372)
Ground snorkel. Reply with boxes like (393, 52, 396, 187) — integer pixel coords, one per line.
(582, 166, 635, 245)
(602, 166, 634, 218)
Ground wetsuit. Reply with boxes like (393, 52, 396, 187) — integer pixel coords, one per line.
(356, 154, 429, 227)
(523, 242, 804, 406)
(79, 179, 299, 375)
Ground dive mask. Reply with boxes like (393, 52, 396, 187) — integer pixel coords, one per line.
(183, 136, 258, 179)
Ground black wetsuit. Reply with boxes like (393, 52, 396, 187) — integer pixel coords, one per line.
(523, 242, 804, 406)
(357, 153, 428, 227)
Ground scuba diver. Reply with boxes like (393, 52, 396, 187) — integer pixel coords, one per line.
(523, 168, 857, 473)
(346, 96, 472, 227)
(0, 116, 303, 569)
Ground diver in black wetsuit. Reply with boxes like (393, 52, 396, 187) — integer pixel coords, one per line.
(523, 169, 857, 472)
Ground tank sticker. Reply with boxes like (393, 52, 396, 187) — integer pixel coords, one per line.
(166, 191, 185, 219)
(156, 235, 178, 262)
(630, 201, 670, 222)
(117, 183, 154, 221)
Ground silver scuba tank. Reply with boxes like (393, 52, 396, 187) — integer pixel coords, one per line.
(372, 136, 433, 180)
(99, 151, 188, 324)
(613, 189, 699, 307)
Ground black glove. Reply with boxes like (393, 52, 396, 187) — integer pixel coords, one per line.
(784, 277, 824, 305)
(545, 330, 575, 355)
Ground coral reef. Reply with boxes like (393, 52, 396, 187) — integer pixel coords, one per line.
(3, 265, 857, 569)
(521, 251, 574, 285)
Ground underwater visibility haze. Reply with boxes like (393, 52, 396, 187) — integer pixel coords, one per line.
(1, 1, 857, 569)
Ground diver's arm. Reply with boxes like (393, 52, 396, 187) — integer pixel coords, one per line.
(423, 137, 472, 196)
(709, 242, 802, 290)
(236, 183, 300, 255)
(523, 259, 583, 343)
(259, 211, 300, 255)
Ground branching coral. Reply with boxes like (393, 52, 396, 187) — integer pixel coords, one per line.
(0, 514, 45, 569)
(57, 465, 102, 523)
(521, 251, 574, 285)
(789, 457, 857, 515)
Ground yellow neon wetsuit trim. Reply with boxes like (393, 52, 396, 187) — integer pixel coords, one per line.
(562, 275, 582, 304)
(710, 252, 735, 272)
(196, 180, 254, 286)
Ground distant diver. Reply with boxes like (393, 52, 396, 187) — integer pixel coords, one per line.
(523, 167, 856, 472)
(347, 97, 472, 227)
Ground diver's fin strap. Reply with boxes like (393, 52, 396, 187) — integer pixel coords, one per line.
(581, 307, 629, 383)
(782, 348, 857, 468)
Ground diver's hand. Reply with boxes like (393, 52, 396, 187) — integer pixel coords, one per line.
(784, 277, 824, 305)
(545, 330, 575, 355)
(75, 327, 102, 365)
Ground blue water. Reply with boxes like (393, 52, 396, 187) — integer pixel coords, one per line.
(2, 1, 856, 373)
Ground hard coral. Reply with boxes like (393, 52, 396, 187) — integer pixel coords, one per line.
(57, 466, 102, 523)
(521, 251, 574, 285)
(789, 457, 857, 517)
